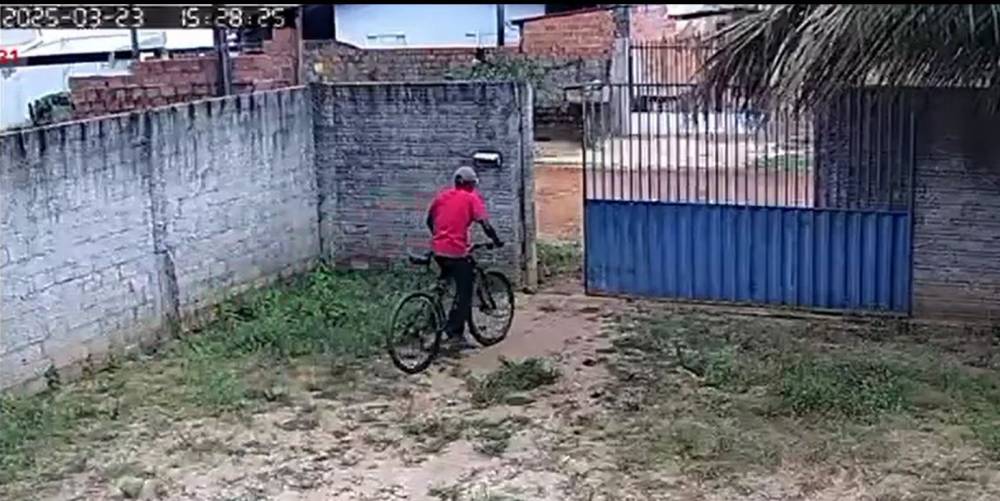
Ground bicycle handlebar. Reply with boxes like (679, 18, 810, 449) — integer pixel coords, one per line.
(470, 241, 503, 251)
(406, 241, 503, 267)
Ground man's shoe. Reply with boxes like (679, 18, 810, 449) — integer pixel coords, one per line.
(443, 334, 477, 353)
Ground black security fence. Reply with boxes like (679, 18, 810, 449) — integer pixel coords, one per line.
(575, 40, 916, 211)
(580, 83, 820, 207)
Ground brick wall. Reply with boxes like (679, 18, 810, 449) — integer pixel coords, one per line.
(910, 89, 1000, 320)
(629, 5, 678, 42)
(1, 81, 536, 393)
(814, 87, 1000, 320)
(305, 43, 504, 82)
(313, 82, 535, 282)
(518, 8, 616, 58)
(629, 6, 732, 43)
(813, 88, 915, 211)
(301, 7, 622, 136)
(69, 28, 299, 119)
(303, 41, 608, 136)
(0, 87, 316, 392)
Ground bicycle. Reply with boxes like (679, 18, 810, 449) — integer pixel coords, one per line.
(387, 242, 516, 374)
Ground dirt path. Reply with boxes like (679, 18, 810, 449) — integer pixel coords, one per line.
(9, 279, 999, 501)
(18, 287, 643, 501)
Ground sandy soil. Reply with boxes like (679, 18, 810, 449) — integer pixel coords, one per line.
(5, 281, 999, 501)
(10, 285, 643, 501)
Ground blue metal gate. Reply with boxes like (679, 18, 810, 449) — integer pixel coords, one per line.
(581, 81, 916, 314)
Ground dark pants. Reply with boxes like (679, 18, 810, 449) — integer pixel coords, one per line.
(435, 255, 474, 338)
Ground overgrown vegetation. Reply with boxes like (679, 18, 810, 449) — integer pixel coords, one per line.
(403, 416, 466, 454)
(403, 414, 529, 459)
(536, 240, 582, 284)
(446, 54, 566, 104)
(27, 91, 73, 126)
(467, 357, 560, 407)
(0, 265, 424, 485)
(604, 310, 1000, 487)
(701, 5, 1000, 109)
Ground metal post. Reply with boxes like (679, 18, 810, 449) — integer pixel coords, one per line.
(214, 28, 232, 96)
(496, 4, 506, 47)
(128, 4, 139, 62)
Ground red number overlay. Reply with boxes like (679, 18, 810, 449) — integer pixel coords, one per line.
(0, 49, 19, 64)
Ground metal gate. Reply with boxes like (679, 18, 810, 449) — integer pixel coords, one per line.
(580, 76, 916, 313)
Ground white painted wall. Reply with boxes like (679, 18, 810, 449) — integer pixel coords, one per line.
(334, 4, 545, 47)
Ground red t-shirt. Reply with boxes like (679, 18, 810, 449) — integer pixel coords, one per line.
(429, 187, 489, 257)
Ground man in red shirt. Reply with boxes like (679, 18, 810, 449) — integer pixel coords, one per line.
(426, 166, 504, 348)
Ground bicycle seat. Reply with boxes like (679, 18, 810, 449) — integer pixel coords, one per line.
(408, 250, 433, 266)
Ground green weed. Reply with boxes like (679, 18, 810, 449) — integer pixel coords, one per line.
(0, 266, 420, 486)
(467, 357, 561, 407)
(778, 356, 911, 420)
(607, 311, 1000, 484)
(537, 240, 582, 283)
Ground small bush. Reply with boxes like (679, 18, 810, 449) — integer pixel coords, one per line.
(0, 266, 424, 485)
(0, 394, 100, 483)
(973, 420, 1000, 459)
(537, 240, 582, 283)
(197, 265, 421, 359)
(779, 356, 911, 420)
(468, 357, 561, 407)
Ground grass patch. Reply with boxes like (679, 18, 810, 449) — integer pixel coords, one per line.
(467, 357, 561, 407)
(470, 418, 523, 457)
(604, 311, 1000, 487)
(779, 356, 910, 420)
(537, 240, 582, 284)
(428, 484, 462, 501)
(428, 483, 524, 501)
(0, 265, 424, 487)
(403, 416, 465, 454)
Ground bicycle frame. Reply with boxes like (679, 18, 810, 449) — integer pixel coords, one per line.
(408, 244, 499, 311)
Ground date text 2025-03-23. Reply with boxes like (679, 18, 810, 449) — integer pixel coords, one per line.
(1, 5, 296, 30)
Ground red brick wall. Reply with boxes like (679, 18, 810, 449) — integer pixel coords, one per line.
(304, 43, 527, 82)
(630, 5, 680, 42)
(629, 5, 730, 43)
(70, 28, 299, 119)
(518, 8, 615, 58)
(301, 9, 618, 135)
(303, 41, 608, 122)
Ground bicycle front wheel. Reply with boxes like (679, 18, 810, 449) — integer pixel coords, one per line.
(387, 292, 443, 374)
(469, 271, 515, 347)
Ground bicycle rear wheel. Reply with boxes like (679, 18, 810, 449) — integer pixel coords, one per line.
(387, 292, 443, 374)
(469, 271, 515, 347)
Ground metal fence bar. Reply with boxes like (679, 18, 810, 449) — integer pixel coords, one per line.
(894, 94, 906, 209)
(876, 92, 884, 208)
(583, 74, 915, 212)
(603, 86, 609, 200)
(583, 92, 589, 199)
(656, 80, 663, 202)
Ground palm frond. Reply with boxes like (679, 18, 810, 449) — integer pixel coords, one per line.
(699, 4, 1000, 109)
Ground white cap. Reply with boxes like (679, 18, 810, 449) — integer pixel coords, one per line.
(454, 166, 479, 185)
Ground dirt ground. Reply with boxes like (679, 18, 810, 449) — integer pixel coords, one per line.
(3, 286, 630, 501)
(535, 166, 584, 241)
(4, 277, 999, 501)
